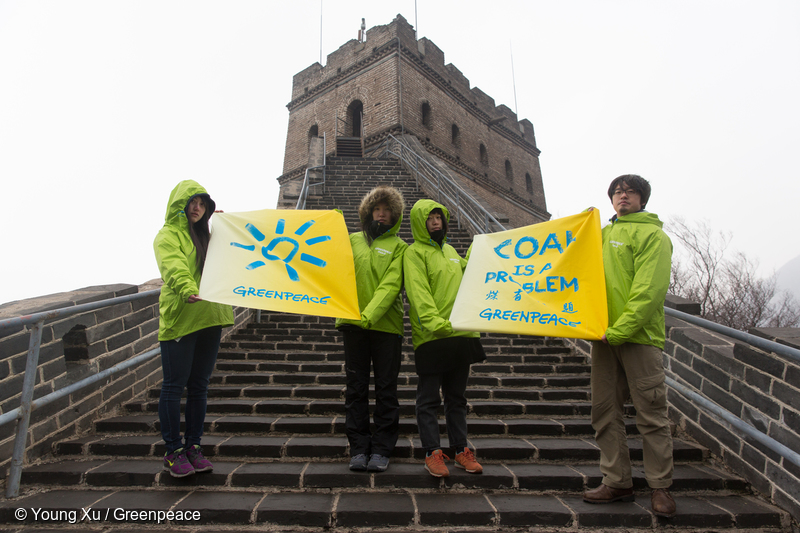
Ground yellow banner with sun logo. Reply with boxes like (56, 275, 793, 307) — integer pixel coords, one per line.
(199, 209, 360, 320)
(450, 210, 607, 339)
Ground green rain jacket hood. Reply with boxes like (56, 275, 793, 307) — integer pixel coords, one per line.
(154, 180, 233, 341)
(335, 187, 408, 335)
(404, 199, 479, 350)
(602, 210, 672, 348)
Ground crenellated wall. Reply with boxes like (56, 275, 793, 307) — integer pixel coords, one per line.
(563, 294, 800, 522)
(281, 14, 548, 227)
(0, 283, 252, 479)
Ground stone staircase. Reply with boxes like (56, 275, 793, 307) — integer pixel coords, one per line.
(0, 157, 790, 531)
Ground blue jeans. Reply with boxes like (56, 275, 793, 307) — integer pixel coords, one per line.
(342, 328, 402, 457)
(415, 361, 470, 454)
(158, 326, 222, 454)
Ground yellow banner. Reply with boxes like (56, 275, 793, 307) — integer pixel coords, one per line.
(199, 209, 360, 320)
(450, 210, 607, 339)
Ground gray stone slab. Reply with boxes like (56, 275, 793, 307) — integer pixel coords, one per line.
(303, 462, 371, 488)
(489, 493, 573, 527)
(372, 462, 443, 489)
(510, 463, 585, 491)
(210, 415, 276, 433)
(532, 438, 599, 461)
(336, 493, 414, 527)
(85, 459, 162, 486)
(284, 436, 347, 457)
(467, 437, 537, 460)
(256, 492, 332, 527)
(21, 460, 108, 485)
(504, 419, 564, 436)
(705, 495, 784, 528)
(89, 436, 161, 456)
(216, 436, 286, 457)
(444, 464, 514, 489)
(174, 491, 262, 524)
(271, 416, 335, 433)
(648, 495, 733, 528)
(563, 496, 652, 528)
(230, 462, 304, 487)
(416, 493, 495, 526)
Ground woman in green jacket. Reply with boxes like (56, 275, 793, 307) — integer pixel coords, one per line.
(335, 186, 407, 472)
(404, 199, 485, 478)
(153, 180, 233, 478)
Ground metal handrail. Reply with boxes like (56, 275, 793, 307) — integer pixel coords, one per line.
(295, 133, 327, 210)
(0, 289, 161, 498)
(375, 134, 507, 236)
(662, 306, 800, 467)
(665, 307, 800, 364)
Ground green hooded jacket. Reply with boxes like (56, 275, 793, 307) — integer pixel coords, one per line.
(602, 211, 672, 348)
(335, 187, 408, 335)
(403, 199, 479, 350)
(154, 180, 234, 341)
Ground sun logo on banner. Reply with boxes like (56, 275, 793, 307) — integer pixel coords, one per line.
(229, 219, 331, 282)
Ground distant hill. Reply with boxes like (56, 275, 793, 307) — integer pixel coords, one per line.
(776, 254, 800, 302)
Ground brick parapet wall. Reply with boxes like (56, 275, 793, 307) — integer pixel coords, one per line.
(561, 294, 800, 521)
(0, 283, 251, 480)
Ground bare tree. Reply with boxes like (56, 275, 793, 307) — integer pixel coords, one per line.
(666, 217, 800, 330)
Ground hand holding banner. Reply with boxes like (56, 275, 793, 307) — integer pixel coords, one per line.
(199, 209, 360, 320)
(450, 210, 607, 339)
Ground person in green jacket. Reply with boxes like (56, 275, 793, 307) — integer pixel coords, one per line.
(582, 175, 676, 518)
(404, 199, 486, 478)
(153, 180, 234, 478)
(335, 186, 407, 472)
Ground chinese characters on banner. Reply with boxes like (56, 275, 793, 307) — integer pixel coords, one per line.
(199, 209, 361, 320)
(450, 210, 608, 340)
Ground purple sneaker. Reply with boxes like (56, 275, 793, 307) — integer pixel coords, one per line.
(186, 444, 213, 473)
(164, 448, 195, 478)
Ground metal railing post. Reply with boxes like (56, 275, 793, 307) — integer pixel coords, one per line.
(6, 320, 44, 498)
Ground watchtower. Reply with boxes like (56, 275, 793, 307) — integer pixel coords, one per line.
(278, 14, 549, 227)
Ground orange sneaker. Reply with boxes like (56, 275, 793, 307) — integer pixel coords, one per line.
(424, 449, 450, 477)
(454, 447, 483, 474)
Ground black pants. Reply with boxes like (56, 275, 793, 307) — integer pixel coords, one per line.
(342, 328, 402, 457)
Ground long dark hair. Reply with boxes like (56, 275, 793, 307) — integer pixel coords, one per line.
(186, 195, 211, 271)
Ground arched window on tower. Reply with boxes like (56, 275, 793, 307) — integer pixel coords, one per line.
(525, 173, 533, 193)
(347, 100, 364, 137)
(451, 124, 461, 147)
(421, 102, 432, 129)
(308, 124, 319, 148)
(505, 160, 513, 181)
(479, 144, 488, 166)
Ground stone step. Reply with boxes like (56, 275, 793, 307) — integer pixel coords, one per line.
(206, 361, 588, 377)
(144, 384, 593, 401)
(92, 414, 623, 438)
(123, 398, 606, 418)
(2, 487, 782, 529)
(53, 435, 705, 463)
(19, 460, 742, 494)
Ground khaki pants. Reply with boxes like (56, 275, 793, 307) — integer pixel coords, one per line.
(590, 341, 673, 489)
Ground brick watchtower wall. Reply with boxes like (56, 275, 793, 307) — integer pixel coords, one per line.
(278, 14, 549, 227)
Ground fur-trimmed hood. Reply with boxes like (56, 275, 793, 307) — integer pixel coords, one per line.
(358, 186, 405, 233)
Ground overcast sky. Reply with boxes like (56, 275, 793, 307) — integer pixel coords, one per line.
(1, 0, 798, 305)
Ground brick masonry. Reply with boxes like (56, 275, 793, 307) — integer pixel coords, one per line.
(0, 283, 252, 480)
(563, 294, 800, 522)
(278, 14, 548, 227)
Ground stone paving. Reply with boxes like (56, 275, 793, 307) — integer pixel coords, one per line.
(0, 159, 791, 531)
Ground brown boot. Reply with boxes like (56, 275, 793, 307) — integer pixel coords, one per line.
(651, 488, 676, 517)
(583, 484, 635, 503)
